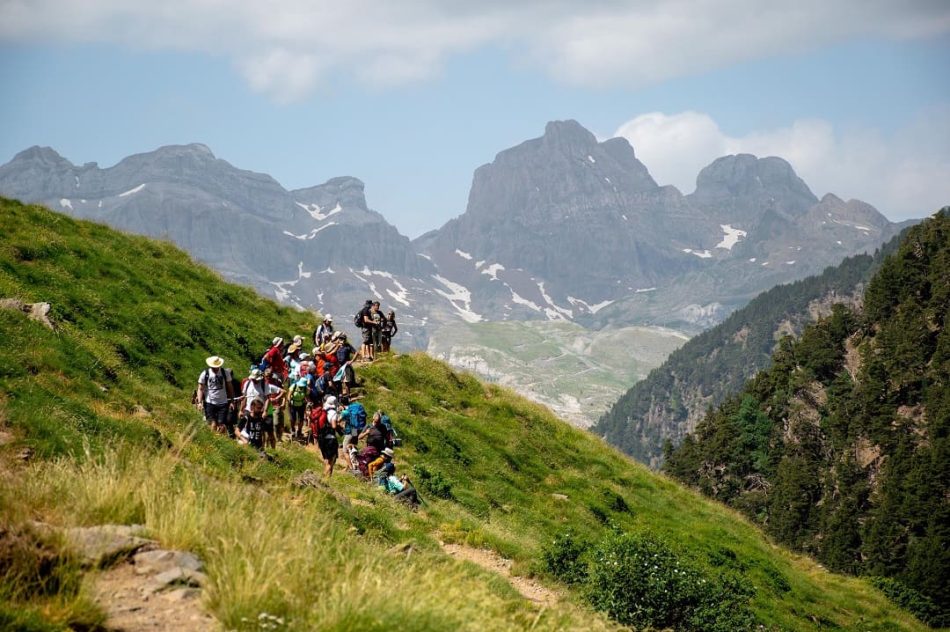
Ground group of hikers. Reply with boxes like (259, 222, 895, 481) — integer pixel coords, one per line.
(194, 303, 418, 507)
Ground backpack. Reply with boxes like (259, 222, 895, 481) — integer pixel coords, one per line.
(353, 309, 363, 328)
(289, 382, 307, 407)
(345, 402, 366, 433)
(309, 406, 328, 432)
(204, 367, 235, 400)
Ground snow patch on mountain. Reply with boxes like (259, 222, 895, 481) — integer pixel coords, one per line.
(683, 248, 713, 259)
(283, 222, 337, 240)
(455, 249, 473, 260)
(480, 263, 505, 280)
(715, 224, 747, 250)
(119, 183, 146, 197)
(296, 201, 342, 222)
(59, 198, 72, 209)
(432, 275, 481, 323)
(567, 296, 614, 314)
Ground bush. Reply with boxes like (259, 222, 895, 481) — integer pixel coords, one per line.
(585, 532, 756, 632)
(541, 531, 590, 585)
(869, 576, 947, 628)
(412, 464, 454, 500)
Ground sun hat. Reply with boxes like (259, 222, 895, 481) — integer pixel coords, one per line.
(382, 448, 395, 459)
(293, 335, 303, 345)
(272, 337, 283, 346)
(323, 395, 337, 410)
(249, 368, 263, 380)
(331, 331, 343, 340)
(287, 343, 301, 353)
(324, 314, 333, 321)
(205, 355, 224, 368)
(299, 352, 311, 360)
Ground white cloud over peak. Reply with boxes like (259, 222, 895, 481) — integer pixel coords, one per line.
(0, 1, 947, 101)
(614, 109, 950, 221)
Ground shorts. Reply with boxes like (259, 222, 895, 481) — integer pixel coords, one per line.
(317, 433, 338, 461)
(361, 328, 373, 345)
(289, 405, 306, 424)
(204, 401, 230, 426)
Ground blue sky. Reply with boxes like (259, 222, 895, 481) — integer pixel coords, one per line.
(1, 2, 949, 237)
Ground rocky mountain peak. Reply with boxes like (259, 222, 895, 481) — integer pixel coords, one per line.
(542, 119, 598, 146)
(11, 146, 70, 166)
(690, 153, 818, 224)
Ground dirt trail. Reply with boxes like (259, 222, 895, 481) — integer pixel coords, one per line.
(94, 561, 217, 631)
(441, 542, 558, 606)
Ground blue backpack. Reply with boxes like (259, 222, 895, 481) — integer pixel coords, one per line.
(344, 402, 367, 434)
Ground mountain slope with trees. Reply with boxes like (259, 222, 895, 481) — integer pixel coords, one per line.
(596, 236, 904, 467)
(664, 209, 949, 626)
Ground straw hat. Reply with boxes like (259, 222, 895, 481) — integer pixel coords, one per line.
(205, 355, 224, 368)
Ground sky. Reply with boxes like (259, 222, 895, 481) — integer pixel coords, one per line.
(1, 1, 949, 238)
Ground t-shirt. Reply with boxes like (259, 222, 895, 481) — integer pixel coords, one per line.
(381, 475, 404, 494)
(245, 413, 265, 448)
(242, 379, 281, 412)
(365, 425, 387, 452)
(198, 368, 230, 405)
(359, 306, 373, 329)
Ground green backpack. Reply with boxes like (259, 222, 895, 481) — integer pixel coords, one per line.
(289, 381, 307, 407)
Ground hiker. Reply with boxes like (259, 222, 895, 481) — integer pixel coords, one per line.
(261, 337, 288, 380)
(367, 447, 394, 479)
(381, 310, 398, 353)
(313, 315, 334, 347)
(356, 299, 374, 361)
(314, 397, 340, 478)
(370, 301, 383, 354)
(379, 471, 420, 508)
(360, 411, 389, 453)
(287, 377, 309, 440)
(197, 355, 235, 435)
(239, 368, 282, 429)
(333, 332, 357, 395)
(340, 396, 367, 457)
(264, 367, 285, 445)
(243, 397, 267, 452)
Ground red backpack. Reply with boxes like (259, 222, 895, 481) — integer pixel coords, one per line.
(309, 406, 328, 433)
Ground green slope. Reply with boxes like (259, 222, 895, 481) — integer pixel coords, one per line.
(0, 198, 929, 631)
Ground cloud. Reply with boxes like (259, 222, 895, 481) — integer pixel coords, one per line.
(0, 1, 947, 101)
(614, 109, 950, 220)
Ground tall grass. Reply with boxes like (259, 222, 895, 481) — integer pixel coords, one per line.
(8, 445, 616, 632)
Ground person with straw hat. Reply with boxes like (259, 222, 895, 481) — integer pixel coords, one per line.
(197, 355, 235, 435)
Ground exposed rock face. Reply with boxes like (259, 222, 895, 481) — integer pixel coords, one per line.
(0, 145, 437, 345)
(420, 121, 905, 332)
(1, 122, 909, 348)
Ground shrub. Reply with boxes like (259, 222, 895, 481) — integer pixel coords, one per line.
(585, 532, 756, 632)
(869, 576, 947, 628)
(412, 464, 454, 500)
(541, 531, 590, 585)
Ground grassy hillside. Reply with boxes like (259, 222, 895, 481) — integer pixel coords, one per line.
(0, 198, 930, 631)
(427, 319, 686, 427)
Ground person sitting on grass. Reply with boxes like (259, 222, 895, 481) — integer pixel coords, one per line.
(379, 470, 419, 508)
(367, 447, 394, 479)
